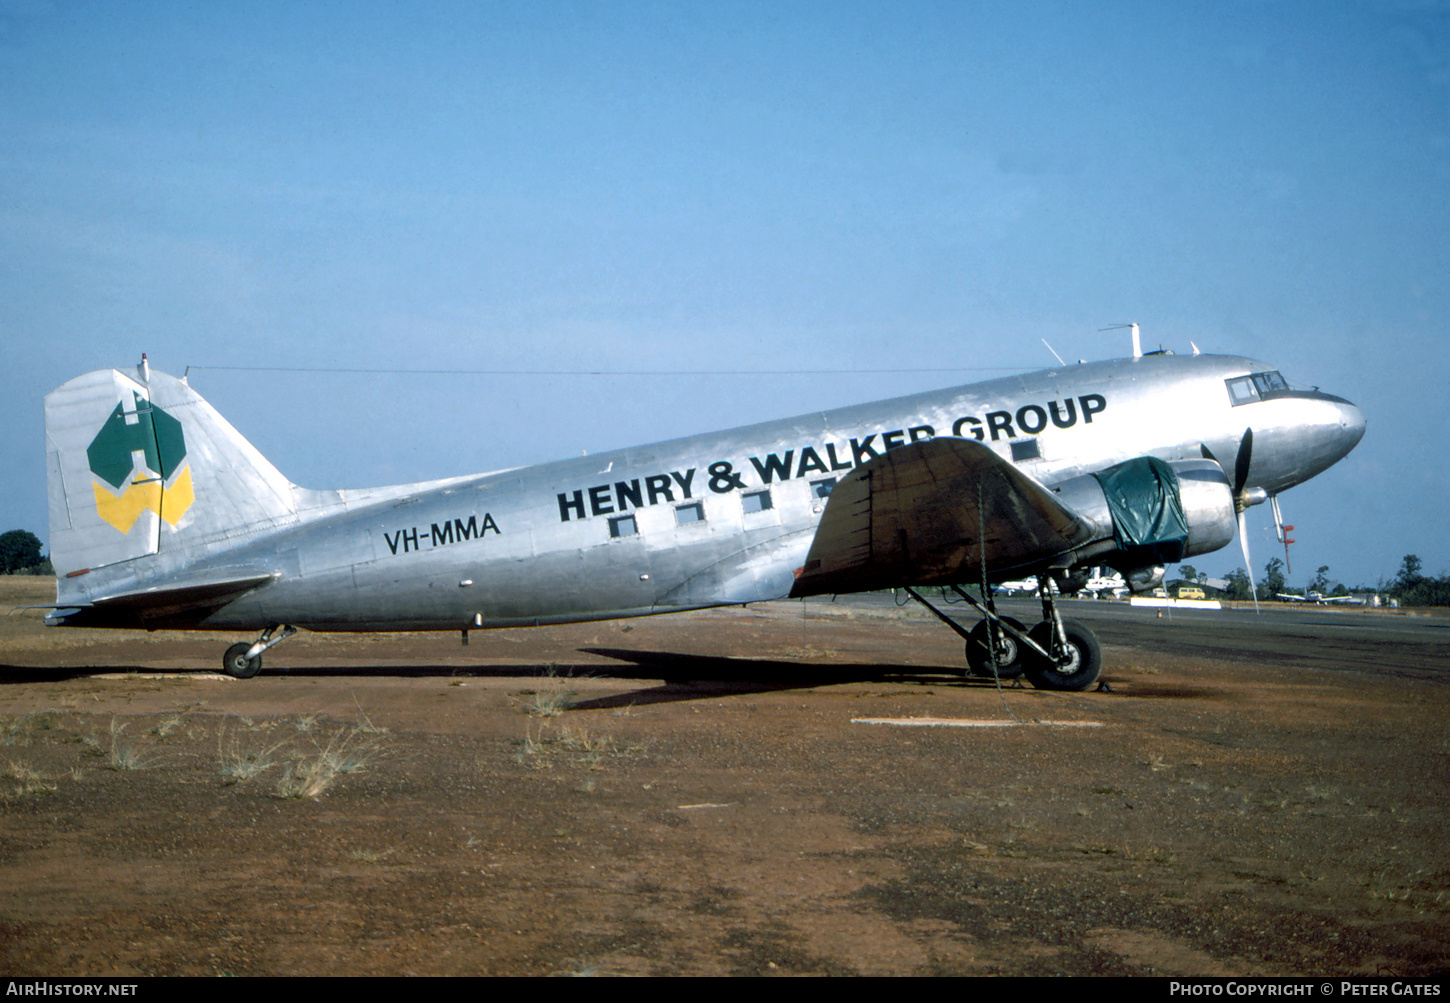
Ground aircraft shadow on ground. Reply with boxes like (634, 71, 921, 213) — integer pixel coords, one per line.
(564, 648, 994, 709)
(3, 655, 1234, 705)
(1, 650, 995, 709)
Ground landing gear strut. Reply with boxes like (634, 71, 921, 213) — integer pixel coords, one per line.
(966, 615, 1027, 679)
(221, 624, 296, 679)
(1022, 618, 1102, 691)
(1018, 574, 1103, 691)
(904, 576, 1103, 692)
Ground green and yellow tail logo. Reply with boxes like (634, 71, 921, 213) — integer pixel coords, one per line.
(86, 393, 194, 534)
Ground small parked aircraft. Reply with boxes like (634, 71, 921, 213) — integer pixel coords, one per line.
(1275, 591, 1363, 605)
(1082, 568, 1129, 600)
(42, 346, 1364, 690)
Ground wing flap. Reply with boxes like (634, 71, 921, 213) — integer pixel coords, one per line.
(790, 438, 1097, 596)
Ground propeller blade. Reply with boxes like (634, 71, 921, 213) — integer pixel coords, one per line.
(1238, 508, 1260, 614)
(1233, 428, 1254, 497)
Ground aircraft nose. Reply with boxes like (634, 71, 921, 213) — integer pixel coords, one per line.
(1335, 397, 1366, 455)
(1268, 391, 1366, 491)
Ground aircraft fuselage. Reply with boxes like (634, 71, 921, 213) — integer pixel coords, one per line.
(149, 352, 1361, 632)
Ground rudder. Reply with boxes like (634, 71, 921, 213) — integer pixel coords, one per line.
(46, 363, 300, 578)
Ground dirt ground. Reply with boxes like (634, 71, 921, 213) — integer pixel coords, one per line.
(1, 577, 1446, 977)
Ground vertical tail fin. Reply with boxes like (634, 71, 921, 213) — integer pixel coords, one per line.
(46, 365, 300, 578)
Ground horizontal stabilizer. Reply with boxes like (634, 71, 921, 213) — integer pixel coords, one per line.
(44, 573, 278, 630)
(790, 438, 1097, 597)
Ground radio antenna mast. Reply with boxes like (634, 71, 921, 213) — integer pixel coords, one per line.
(1099, 323, 1142, 359)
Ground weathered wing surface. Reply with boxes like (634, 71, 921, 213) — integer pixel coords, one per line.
(789, 438, 1097, 596)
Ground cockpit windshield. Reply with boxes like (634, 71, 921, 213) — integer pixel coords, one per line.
(1225, 370, 1289, 405)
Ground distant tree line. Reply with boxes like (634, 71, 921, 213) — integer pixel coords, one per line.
(0, 530, 51, 575)
(1207, 554, 1450, 607)
(1385, 554, 1450, 607)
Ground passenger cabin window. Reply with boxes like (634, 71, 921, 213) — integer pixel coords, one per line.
(675, 502, 705, 525)
(742, 490, 772, 513)
(1226, 370, 1289, 406)
(608, 515, 637, 538)
(1010, 439, 1040, 461)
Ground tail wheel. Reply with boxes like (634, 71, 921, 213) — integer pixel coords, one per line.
(965, 616, 1027, 679)
(1022, 620, 1102, 691)
(222, 643, 262, 679)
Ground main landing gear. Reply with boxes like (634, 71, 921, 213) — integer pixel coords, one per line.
(965, 615, 1027, 680)
(903, 578, 1103, 692)
(221, 624, 297, 679)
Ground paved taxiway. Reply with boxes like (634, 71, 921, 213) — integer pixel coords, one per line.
(825, 592, 1450, 681)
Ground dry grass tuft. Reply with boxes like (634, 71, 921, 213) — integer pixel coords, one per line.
(0, 713, 55, 747)
(214, 714, 385, 796)
(350, 696, 390, 735)
(274, 726, 386, 799)
(1, 759, 59, 798)
(217, 728, 287, 782)
(524, 687, 574, 718)
(3, 759, 44, 781)
(518, 668, 580, 718)
(514, 722, 646, 773)
(516, 726, 555, 769)
(106, 719, 156, 771)
(151, 714, 185, 738)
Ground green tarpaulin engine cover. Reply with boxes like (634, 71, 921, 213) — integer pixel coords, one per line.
(1092, 456, 1190, 565)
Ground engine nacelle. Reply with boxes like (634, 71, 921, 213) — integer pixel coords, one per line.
(1052, 457, 1236, 572)
(1177, 462, 1238, 557)
(1123, 564, 1166, 595)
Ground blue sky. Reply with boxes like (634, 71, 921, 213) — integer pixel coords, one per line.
(2, 1, 1446, 588)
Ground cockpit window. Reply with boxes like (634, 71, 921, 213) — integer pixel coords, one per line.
(1252, 371, 1288, 393)
(1227, 377, 1259, 404)
(1226, 370, 1289, 406)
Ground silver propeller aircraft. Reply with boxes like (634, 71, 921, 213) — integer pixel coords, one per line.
(42, 347, 1364, 690)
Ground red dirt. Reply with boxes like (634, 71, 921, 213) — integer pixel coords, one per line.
(1, 580, 1446, 976)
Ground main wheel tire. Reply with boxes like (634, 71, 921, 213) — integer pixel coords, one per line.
(965, 616, 1027, 679)
(1022, 619, 1102, 691)
(222, 642, 262, 679)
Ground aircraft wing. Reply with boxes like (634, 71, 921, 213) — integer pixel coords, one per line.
(789, 438, 1098, 597)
